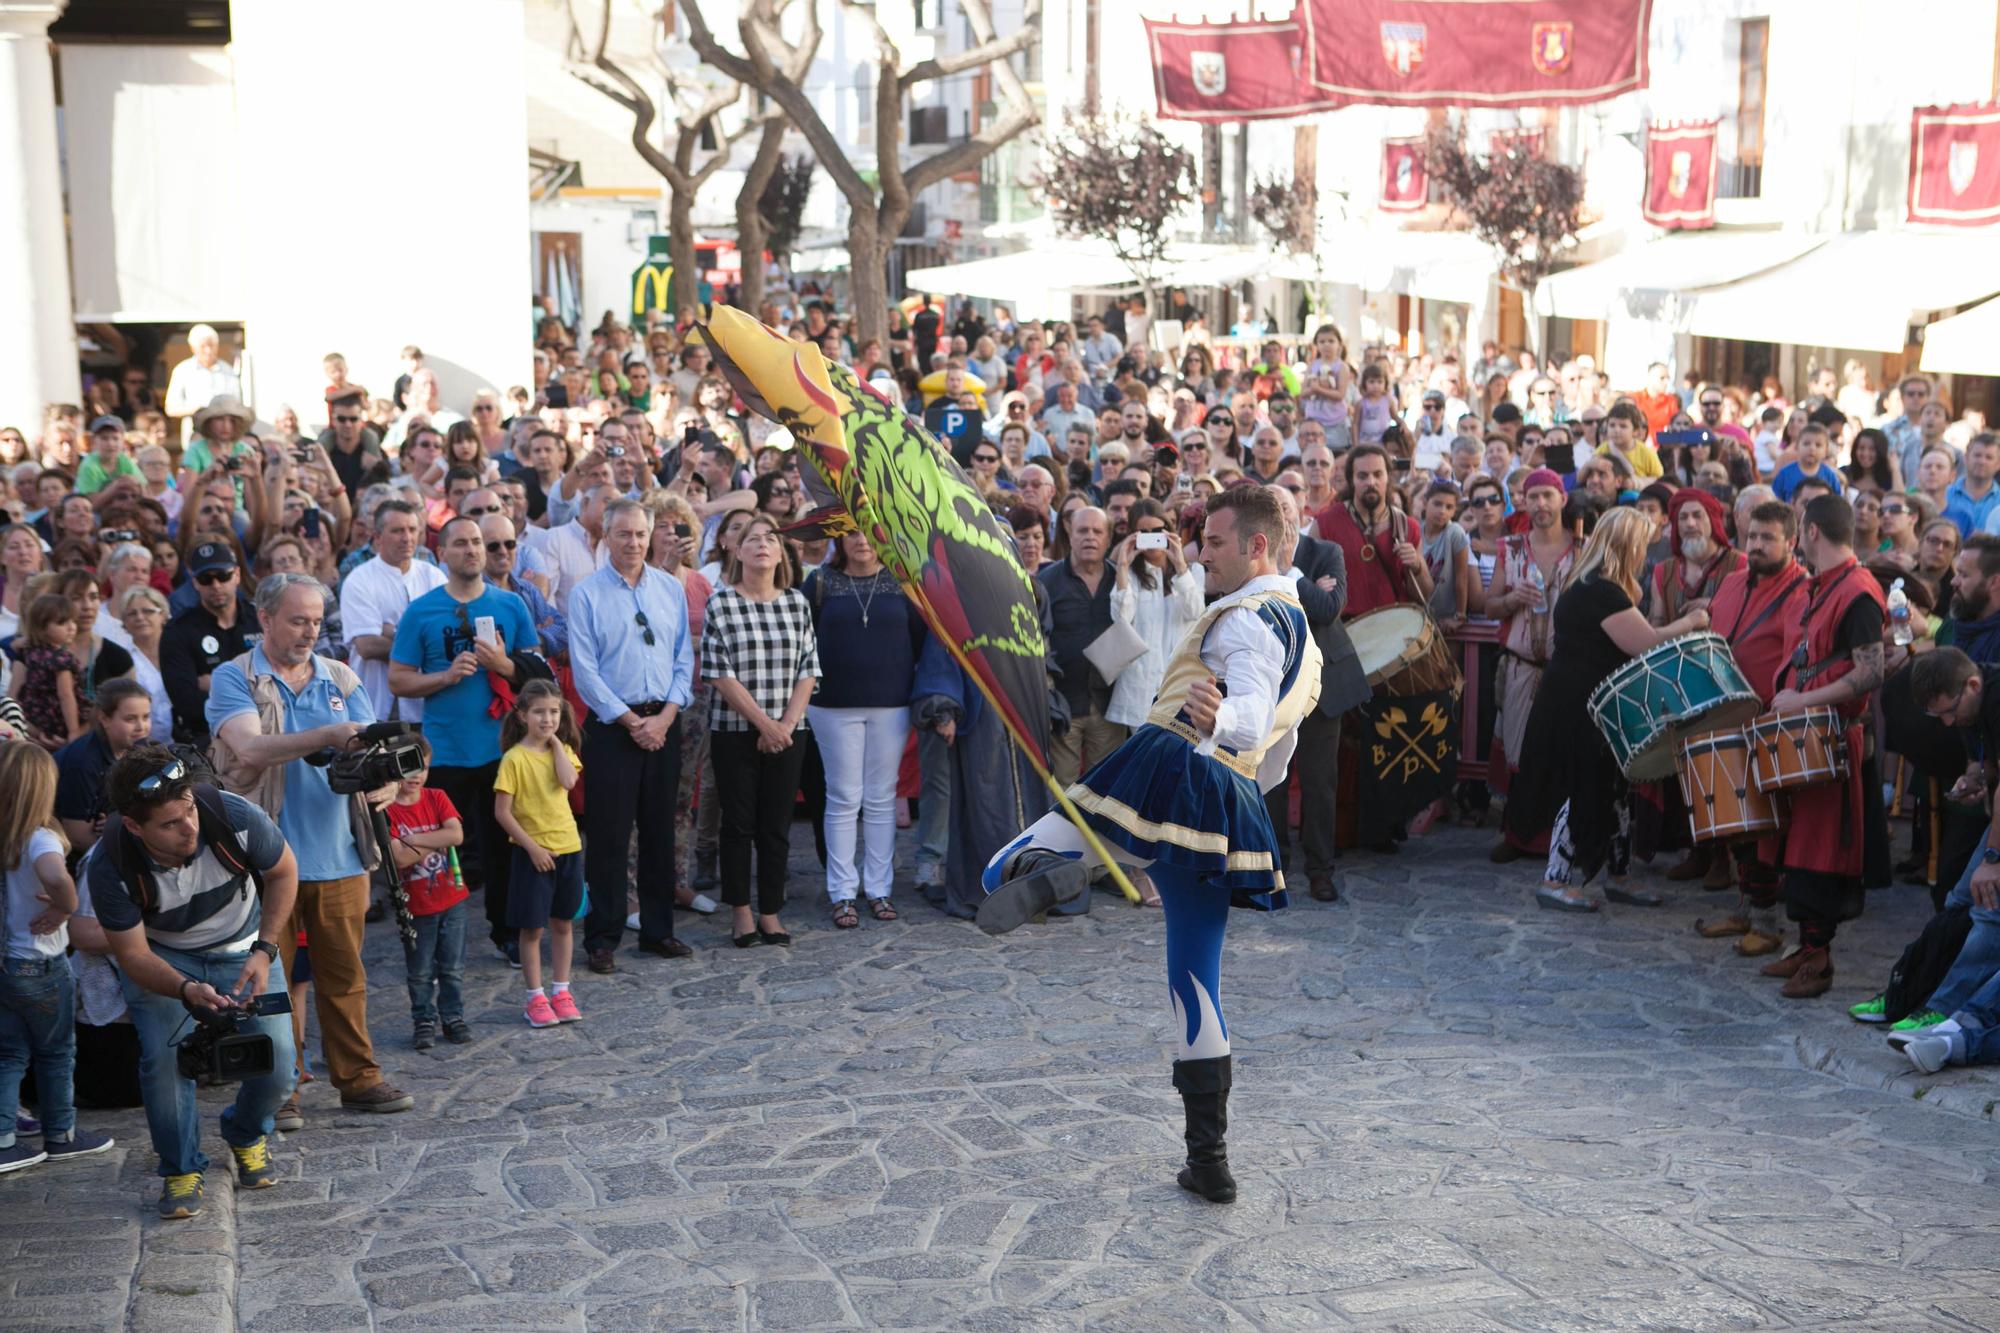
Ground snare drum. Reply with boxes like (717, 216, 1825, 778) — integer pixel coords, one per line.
(1347, 604, 1462, 698)
(1676, 727, 1781, 843)
(1586, 632, 1760, 782)
(1747, 708, 1849, 793)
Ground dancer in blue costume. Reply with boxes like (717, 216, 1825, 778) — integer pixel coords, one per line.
(978, 486, 1322, 1202)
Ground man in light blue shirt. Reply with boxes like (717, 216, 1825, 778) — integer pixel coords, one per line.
(208, 572, 415, 1118)
(568, 498, 695, 971)
(1948, 435, 2000, 538)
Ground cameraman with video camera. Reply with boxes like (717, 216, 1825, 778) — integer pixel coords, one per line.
(88, 744, 298, 1219)
(209, 573, 415, 1133)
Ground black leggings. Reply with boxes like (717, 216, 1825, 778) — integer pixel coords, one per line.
(711, 730, 808, 915)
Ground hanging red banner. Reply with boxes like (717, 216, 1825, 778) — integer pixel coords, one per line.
(1298, 0, 1651, 108)
(1380, 138, 1428, 212)
(1143, 19, 1336, 122)
(1488, 127, 1547, 158)
(1641, 120, 1718, 230)
(1908, 103, 2000, 227)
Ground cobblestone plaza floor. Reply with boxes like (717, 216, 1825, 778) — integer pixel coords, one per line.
(6, 825, 1999, 1331)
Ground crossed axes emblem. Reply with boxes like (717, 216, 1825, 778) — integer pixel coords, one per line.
(1372, 701, 1452, 777)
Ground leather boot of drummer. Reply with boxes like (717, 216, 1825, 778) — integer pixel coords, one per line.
(1665, 846, 1711, 881)
(1172, 1055, 1237, 1203)
(1702, 848, 1737, 891)
(1779, 947, 1835, 999)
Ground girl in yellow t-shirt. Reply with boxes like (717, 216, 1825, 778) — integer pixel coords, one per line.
(494, 681, 585, 1030)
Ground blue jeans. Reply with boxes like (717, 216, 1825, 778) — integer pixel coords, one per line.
(913, 728, 953, 882)
(402, 900, 466, 1028)
(1928, 830, 2000, 1015)
(0, 956, 75, 1147)
(118, 942, 295, 1178)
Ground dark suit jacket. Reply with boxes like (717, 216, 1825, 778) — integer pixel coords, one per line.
(1291, 532, 1372, 719)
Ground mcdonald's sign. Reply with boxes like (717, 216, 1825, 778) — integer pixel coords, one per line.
(631, 236, 676, 320)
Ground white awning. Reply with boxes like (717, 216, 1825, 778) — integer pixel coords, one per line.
(1317, 228, 1495, 304)
(1679, 231, 2000, 352)
(1532, 230, 1827, 321)
(907, 243, 1138, 321)
(1922, 297, 2000, 376)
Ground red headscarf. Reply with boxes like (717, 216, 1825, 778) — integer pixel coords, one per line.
(1666, 486, 1729, 561)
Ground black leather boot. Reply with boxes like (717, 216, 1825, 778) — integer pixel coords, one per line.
(974, 848, 1090, 936)
(1172, 1054, 1236, 1203)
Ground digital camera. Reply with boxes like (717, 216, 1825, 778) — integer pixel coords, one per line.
(306, 721, 426, 795)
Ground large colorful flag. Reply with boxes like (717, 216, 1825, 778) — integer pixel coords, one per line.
(1143, 18, 1335, 121)
(1908, 103, 2000, 227)
(1379, 138, 1428, 211)
(1298, 0, 1652, 107)
(1641, 120, 1719, 230)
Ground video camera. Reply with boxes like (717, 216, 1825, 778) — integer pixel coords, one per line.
(175, 992, 293, 1086)
(305, 721, 426, 795)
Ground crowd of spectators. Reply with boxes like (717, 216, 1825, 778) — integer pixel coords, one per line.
(2, 294, 1998, 1212)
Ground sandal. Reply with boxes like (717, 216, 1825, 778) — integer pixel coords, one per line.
(868, 896, 898, 922)
(1133, 872, 1162, 908)
(832, 901, 860, 930)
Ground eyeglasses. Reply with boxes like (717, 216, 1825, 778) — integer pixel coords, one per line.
(486, 539, 517, 553)
(333, 414, 361, 424)
(971, 454, 999, 464)
(1882, 504, 1909, 515)
(769, 487, 792, 498)
(634, 610, 655, 646)
(137, 759, 187, 794)
(194, 569, 235, 586)
(473, 404, 496, 413)
(462, 504, 500, 518)
(1468, 495, 1504, 508)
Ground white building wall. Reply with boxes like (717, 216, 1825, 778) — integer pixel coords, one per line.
(230, 0, 531, 416)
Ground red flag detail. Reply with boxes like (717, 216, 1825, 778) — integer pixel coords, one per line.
(1641, 120, 1718, 231)
(1143, 18, 1337, 122)
(1908, 103, 2000, 228)
(1380, 138, 1428, 212)
(1488, 126, 1547, 159)
(1299, 0, 1651, 108)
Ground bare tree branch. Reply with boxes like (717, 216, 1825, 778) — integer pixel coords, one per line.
(899, 0, 1038, 90)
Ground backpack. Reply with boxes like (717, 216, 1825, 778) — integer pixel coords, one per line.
(100, 783, 263, 917)
(1882, 903, 1973, 1023)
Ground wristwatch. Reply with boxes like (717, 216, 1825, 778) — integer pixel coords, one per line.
(1982, 847, 2000, 866)
(250, 939, 281, 963)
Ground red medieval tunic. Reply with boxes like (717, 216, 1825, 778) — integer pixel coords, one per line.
(1709, 559, 1811, 706)
(1651, 547, 1745, 624)
(1316, 502, 1422, 620)
(1767, 559, 1886, 914)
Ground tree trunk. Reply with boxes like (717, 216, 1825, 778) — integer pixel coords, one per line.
(734, 121, 787, 316)
(847, 214, 889, 347)
(669, 191, 701, 324)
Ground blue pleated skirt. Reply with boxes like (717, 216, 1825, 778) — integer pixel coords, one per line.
(1070, 724, 1287, 907)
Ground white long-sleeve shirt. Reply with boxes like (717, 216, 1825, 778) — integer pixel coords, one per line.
(1191, 573, 1299, 793)
(1108, 570, 1205, 729)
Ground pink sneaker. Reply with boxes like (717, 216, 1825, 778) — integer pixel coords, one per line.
(524, 993, 559, 1028)
(549, 989, 582, 1023)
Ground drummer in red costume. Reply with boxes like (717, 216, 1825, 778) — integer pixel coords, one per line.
(1760, 495, 1890, 999)
(1694, 501, 1810, 952)
(1650, 488, 1746, 885)
(1316, 445, 1431, 618)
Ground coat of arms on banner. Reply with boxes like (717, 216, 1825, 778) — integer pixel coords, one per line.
(1190, 50, 1227, 97)
(1381, 22, 1426, 76)
(1394, 155, 1416, 196)
(1950, 139, 1980, 195)
(1531, 21, 1573, 75)
(1668, 150, 1692, 197)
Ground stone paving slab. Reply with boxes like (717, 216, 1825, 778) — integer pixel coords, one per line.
(5, 823, 1998, 1330)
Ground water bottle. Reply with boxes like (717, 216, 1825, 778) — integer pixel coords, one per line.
(1888, 578, 1913, 647)
(1528, 560, 1548, 615)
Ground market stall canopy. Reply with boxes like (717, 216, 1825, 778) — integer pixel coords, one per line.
(1532, 230, 1826, 321)
(908, 241, 1317, 321)
(1677, 231, 2000, 352)
(1316, 227, 1496, 304)
(1921, 297, 2000, 375)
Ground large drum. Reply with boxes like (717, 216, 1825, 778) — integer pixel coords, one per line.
(1676, 727, 1781, 843)
(1347, 604, 1462, 698)
(1748, 707, 1849, 793)
(1587, 632, 1760, 781)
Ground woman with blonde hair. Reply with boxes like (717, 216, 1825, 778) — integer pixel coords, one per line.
(1504, 507, 1712, 912)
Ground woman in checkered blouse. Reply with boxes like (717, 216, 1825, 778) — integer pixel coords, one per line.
(698, 514, 822, 949)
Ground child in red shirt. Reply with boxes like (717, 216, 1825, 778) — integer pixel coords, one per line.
(386, 738, 467, 1048)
